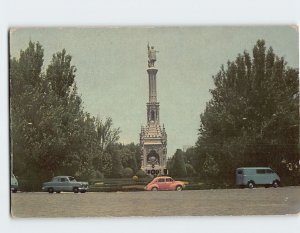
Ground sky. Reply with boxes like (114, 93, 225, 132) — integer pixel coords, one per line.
(10, 26, 299, 156)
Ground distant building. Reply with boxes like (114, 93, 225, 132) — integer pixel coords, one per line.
(140, 44, 167, 176)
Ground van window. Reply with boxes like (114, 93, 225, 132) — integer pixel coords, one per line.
(266, 169, 274, 174)
(256, 169, 266, 174)
(237, 170, 243, 175)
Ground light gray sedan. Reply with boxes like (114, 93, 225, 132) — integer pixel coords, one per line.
(42, 176, 88, 193)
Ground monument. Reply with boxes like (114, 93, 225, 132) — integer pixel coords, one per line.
(140, 43, 168, 176)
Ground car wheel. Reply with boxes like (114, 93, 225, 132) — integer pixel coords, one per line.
(48, 188, 54, 193)
(151, 187, 158, 191)
(272, 180, 279, 188)
(73, 187, 79, 193)
(248, 181, 254, 189)
(176, 185, 183, 191)
(12, 189, 17, 193)
(56, 191, 61, 193)
(80, 190, 86, 193)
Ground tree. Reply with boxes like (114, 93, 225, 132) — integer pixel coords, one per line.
(46, 49, 76, 98)
(196, 40, 299, 180)
(10, 41, 46, 182)
(202, 153, 219, 177)
(110, 151, 123, 178)
(96, 117, 121, 151)
(11, 41, 138, 188)
(185, 163, 196, 177)
(10, 42, 100, 185)
(169, 149, 187, 177)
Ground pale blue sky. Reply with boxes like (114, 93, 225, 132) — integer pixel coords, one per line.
(10, 27, 299, 156)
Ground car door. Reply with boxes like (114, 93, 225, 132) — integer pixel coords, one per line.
(52, 177, 60, 191)
(165, 178, 174, 190)
(266, 169, 275, 184)
(60, 177, 71, 191)
(156, 178, 166, 190)
(59, 177, 66, 191)
(236, 169, 244, 185)
(255, 169, 267, 184)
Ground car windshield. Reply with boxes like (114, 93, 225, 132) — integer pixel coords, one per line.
(68, 176, 76, 182)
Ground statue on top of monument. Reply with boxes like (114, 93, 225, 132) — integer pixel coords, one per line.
(147, 42, 159, 68)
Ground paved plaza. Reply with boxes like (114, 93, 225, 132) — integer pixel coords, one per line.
(11, 186, 300, 217)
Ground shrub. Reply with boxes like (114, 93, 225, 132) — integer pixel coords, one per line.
(136, 169, 147, 178)
(122, 167, 134, 178)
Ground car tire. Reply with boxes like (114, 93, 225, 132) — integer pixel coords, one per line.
(80, 190, 86, 193)
(151, 187, 158, 191)
(272, 180, 279, 188)
(248, 181, 255, 189)
(48, 188, 54, 193)
(56, 191, 61, 193)
(176, 185, 183, 191)
(12, 189, 17, 193)
(73, 187, 79, 193)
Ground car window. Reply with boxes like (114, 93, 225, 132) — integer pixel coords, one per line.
(266, 169, 274, 174)
(60, 178, 67, 182)
(237, 170, 243, 175)
(166, 178, 173, 182)
(256, 169, 266, 174)
(68, 176, 76, 182)
(157, 178, 165, 182)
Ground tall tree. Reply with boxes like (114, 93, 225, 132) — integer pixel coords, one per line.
(169, 149, 187, 178)
(196, 40, 299, 180)
(46, 49, 76, 98)
(10, 41, 45, 181)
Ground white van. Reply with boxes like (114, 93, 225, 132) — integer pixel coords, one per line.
(236, 167, 280, 189)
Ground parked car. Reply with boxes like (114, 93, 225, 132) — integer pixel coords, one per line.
(11, 173, 18, 193)
(145, 176, 185, 191)
(236, 167, 280, 189)
(42, 176, 88, 193)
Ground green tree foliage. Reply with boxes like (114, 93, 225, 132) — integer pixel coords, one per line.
(167, 148, 196, 178)
(10, 41, 126, 187)
(101, 152, 113, 177)
(96, 117, 121, 151)
(46, 49, 76, 98)
(10, 41, 45, 181)
(119, 143, 140, 172)
(122, 167, 134, 178)
(110, 152, 123, 178)
(168, 149, 187, 177)
(136, 169, 147, 178)
(202, 153, 219, 177)
(185, 163, 196, 177)
(196, 40, 299, 180)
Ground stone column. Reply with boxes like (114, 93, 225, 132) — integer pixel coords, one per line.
(147, 67, 158, 103)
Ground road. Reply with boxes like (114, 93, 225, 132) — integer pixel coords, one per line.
(11, 186, 300, 217)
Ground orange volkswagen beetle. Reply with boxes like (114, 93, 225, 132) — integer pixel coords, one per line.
(145, 176, 185, 191)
